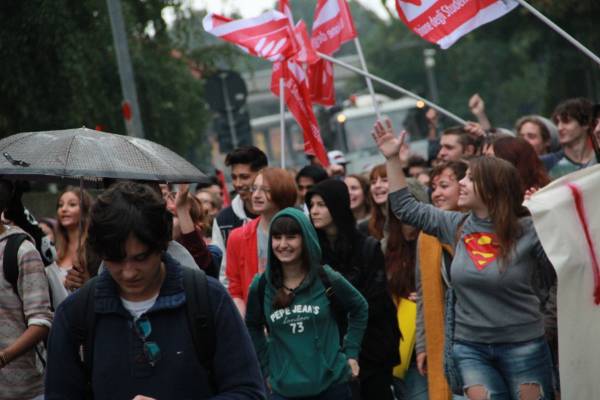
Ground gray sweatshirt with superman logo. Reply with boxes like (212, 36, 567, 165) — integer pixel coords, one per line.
(389, 188, 554, 344)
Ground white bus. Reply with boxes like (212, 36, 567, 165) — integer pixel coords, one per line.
(250, 96, 426, 173)
(333, 97, 427, 174)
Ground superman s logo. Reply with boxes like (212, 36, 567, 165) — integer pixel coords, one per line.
(463, 233, 499, 270)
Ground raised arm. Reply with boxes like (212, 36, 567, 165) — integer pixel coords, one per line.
(371, 118, 409, 193)
(372, 119, 465, 243)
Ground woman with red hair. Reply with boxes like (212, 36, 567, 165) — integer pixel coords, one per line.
(491, 137, 551, 193)
(226, 167, 298, 317)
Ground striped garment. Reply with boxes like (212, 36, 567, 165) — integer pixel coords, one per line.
(0, 226, 53, 400)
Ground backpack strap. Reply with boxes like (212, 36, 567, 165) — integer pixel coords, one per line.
(182, 267, 216, 387)
(2, 233, 29, 297)
(69, 276, 97, 400)
(317, 267, 345, 332)
(257, 274, 269, 332)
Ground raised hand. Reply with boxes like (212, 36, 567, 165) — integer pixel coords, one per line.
(175, 183, 191, 211)
(371, 118, 407, 160)
(425, 108, 438, 127)
(464, 121, 486, 138)
(468, 93, 485, 116)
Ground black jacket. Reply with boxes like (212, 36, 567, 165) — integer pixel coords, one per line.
(306, 179, 400, 373)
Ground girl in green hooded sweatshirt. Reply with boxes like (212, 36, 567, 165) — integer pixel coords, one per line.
(245, 207, 368, 400)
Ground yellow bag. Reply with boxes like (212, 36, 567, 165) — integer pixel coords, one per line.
(392, 298, 417, 379)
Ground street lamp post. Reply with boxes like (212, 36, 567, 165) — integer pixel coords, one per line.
(106, 0, 145, 138)
(423, 48, 440, 105)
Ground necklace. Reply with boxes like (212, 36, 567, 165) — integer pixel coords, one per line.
(282, 275, 307, 293)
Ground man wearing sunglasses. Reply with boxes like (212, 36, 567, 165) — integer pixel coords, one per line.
(44, 181, 265, 399)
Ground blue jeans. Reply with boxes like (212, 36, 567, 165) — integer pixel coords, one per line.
(271, 383, 352, 400)
(393, 365, 466, 400)
(392, 365, 428, 400)
(452, 337, 554, 399)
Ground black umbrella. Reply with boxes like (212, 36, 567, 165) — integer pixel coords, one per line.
(0, 127, 206, 184)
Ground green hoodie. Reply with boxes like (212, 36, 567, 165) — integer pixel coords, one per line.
(245, 208, 368, 397)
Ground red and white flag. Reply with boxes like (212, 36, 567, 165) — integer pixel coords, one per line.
(311, 0, 357, 55)
(202, 11, 297, 61)
(276, 1, 318, 65)
(308, 0, 357, 106)
(278, 0, 294, 26)
(395, 0, 518, 49)
(271, 60, 330, 167)
(293, 21, 319, 64)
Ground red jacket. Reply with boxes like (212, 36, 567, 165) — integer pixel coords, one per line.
(226, 217, 260, 303)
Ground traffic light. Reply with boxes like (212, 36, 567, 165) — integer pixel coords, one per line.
(214, 108, 252, 154)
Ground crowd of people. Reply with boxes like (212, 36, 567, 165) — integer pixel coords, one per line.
(0, 95, 599, 400)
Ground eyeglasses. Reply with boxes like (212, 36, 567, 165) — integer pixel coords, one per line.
(250, 185, 271, 194)
(134, 317, 161, 367)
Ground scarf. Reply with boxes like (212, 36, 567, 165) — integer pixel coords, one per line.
(418, 232, 453, 400)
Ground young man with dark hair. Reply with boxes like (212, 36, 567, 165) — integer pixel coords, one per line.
(45, 181, 265, 399)
(212, 146, 268, 286)
(437, 126, 478, 162)
(542, 97, 596, 179)
(295, 165, 328, 206)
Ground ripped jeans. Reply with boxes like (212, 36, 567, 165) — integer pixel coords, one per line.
(452, 337, 554, 400)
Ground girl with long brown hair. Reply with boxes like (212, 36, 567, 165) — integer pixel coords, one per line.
(365, 164, 388, 239)
(46, 187, 100, 305)
(245, 208, 367, 400)
(373, 119, 555, 400)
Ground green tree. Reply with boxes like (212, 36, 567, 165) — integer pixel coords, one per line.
(0, 0, 213, 165)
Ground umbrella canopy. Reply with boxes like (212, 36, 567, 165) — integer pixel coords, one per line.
(0, 128, 207, 183)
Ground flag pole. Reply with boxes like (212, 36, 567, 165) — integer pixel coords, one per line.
(516, 0, 600, 67)
(280, 77, 286, 168)
(317, 52, 467, 125)
(354, 37, 382, 120)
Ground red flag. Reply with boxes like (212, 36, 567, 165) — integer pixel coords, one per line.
(311, 0, 357, 55)
(277, 1, 318, 64)
(293, 21, 319, 64)
(202, 11, 297, 61)
(278, 0, 294, 26)
(309, 0, 357, 105)
(395, 0, 517, 49)
(271, 61, 330, 167)
(308, 59, 335, 106)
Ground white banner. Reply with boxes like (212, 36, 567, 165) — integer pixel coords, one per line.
(526, 164, 600, 399)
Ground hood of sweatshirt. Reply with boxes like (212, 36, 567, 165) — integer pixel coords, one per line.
(265, 207, 321, 289)
(305, 178, 356, 238)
